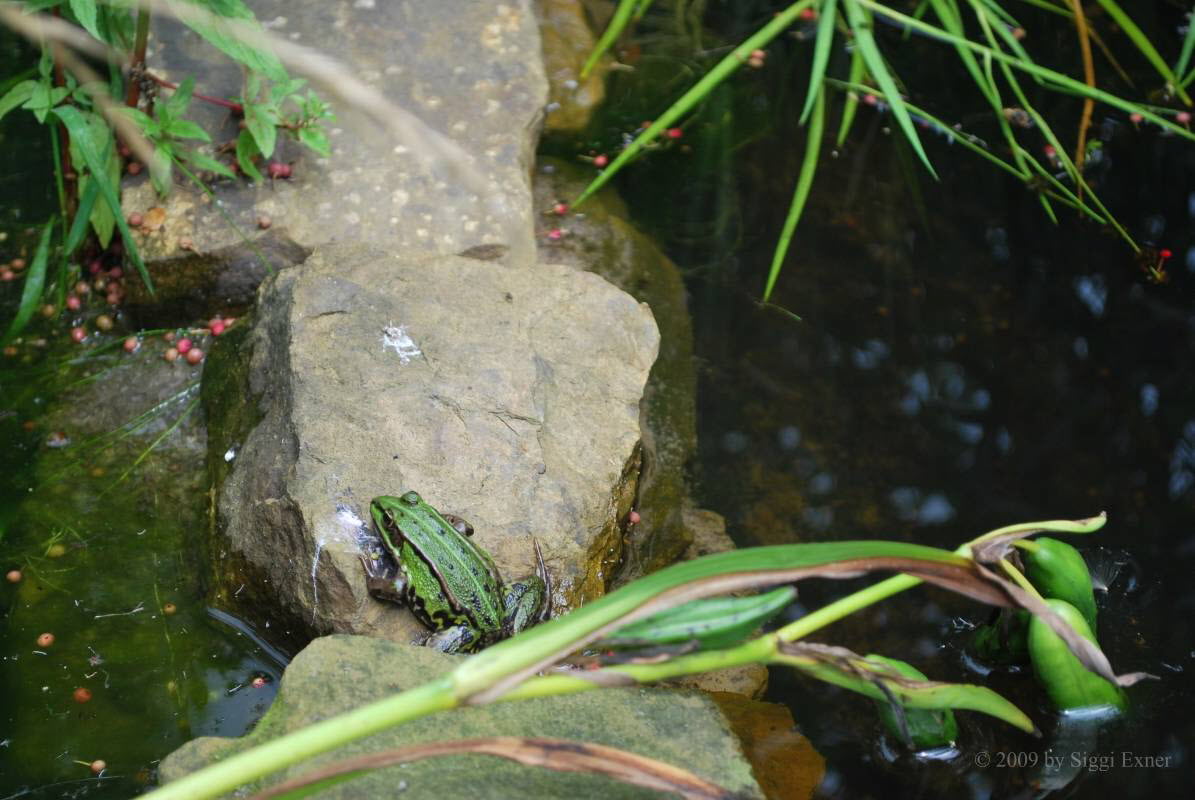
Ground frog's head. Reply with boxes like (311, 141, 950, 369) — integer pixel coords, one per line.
(370, 492, 423, 534)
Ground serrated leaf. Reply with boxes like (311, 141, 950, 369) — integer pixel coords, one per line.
(52, 105, 153, 294)
(165, 75, 195, 117)
(297, 125, 330, 157)
(236, 128, 264, 182)
(0, 80, 37, 123)
(165, 118, 211, 142)
(68, 0, 103, 41)
(166, 0, 287, 82)
(121, 105, 160, 137)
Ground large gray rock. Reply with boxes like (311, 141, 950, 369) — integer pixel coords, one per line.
(122, 0, 548, 324)
(203, 243, 658, 645)
(160, 635, 764, 798)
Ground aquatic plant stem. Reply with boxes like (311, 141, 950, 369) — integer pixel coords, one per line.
(1066, 0, 1094, 192)
(143, 679, 456, 800)
(126, 4, 152, 109)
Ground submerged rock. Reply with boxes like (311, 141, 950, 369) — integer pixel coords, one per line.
(159, 635, 764, 798)
(204, 243, 658, 646)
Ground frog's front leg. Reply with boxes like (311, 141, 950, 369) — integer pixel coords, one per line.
(502, 575, 547, 637)
(425, 624, 481, 654)
(359, 555, 408, 605)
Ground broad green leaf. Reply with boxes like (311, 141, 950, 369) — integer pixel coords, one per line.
(166, 0, 288, 81)
(164, 75, 195, 117)
(245, 99, 278, 159)
(800, 0, 837, 124)
(236, 129, 264, 182)
(298, 125, 330, 157)
(1, 221, 53, 346)
(165, 118, 211, 142)
(269, 77, 307, 105)
(0, 79, 36, 123)
(52, 105, 153, 294)
(68, 0, 103, 42)
(843, 0, 938, 178)
(120, 105, 159, 136)
(764, 85, 823, 302)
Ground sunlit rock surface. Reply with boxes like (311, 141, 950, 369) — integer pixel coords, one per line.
(160, 635, 764, 799)
(205, 243, 658, 643)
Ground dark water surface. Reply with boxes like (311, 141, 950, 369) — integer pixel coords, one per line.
(565, 3, 1195, 797)
(0, 32, 284, 797)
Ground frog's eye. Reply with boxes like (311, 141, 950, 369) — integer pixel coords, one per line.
(401, 491, 422, 505)
(451, 519, 473, 537)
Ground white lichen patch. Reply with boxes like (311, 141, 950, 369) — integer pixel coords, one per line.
(380, 322, 422, 364)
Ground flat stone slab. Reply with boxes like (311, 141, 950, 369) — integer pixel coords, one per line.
(207, 243, 658, 644)
(160, 635, 764, 798)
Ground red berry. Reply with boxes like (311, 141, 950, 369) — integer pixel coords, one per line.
(126, 161, 142, 175)
(90, 760, 106, 775)
(665, 127, 683, 140)
(163, 347, 179, 363)
(73, 687, 92, 703)
(70, 327, 87, 343)
(163, 331, 176, 342)
(5, 570, 21, 583)
(108, 267, 123, 279)
(1177, 111, 1191, 125)
(11, 257, 26, 270)
(552, 202, 569, 215)
(127, 212, 143, 227)
(0, 270, 14, 282)
(66, 294, 82, 311)
(593, 154, 609, 168)
(266, 161, 291, 179)
(185, 347, 205, 365)
(628, 510, 641, 524)
(547, 228, 564, 241)
(1160, 248, 1173, 260)
(37, 632, 54, 648)
(1129, 112, 1144, 124)
(209, 320, 226, 336)
(176, 338, 193, 355)
(251, 676, 267, 688)
(123, 337, 139, 353)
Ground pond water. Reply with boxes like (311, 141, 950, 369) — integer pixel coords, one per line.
(578, 4, 1195, 797)
(0, 33, 284, 798)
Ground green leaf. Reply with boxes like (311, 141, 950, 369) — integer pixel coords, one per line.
(164, 75, 196, 117)
(149, 143, 175, 194)
(1, 221, 54, 346)
(842, 0, 937, 178)
(166, 0, 288, 81)
(164, 118, 211, 142)
(865, 654, 958, 748)
(764, 85, 824, 302)
(244, 99, 278, 159)
(66, 177, 101, 255)
(235, 129, 264, 182)
(120, 105, 159, 137)
(297, 125, 330, 157)
(599, 586, 797, 650)
(581, 0, 638, 79)
(52, 105, 153, 294)
(0, 79, 37, 123)
(1028, 599, 1125, 712)
(799, 0, 837, 124)
(1092, 0, 1190, 106)
(180, 149, 236, 179)
(68, 0, 103, 41)
(835, 48, 866, 147)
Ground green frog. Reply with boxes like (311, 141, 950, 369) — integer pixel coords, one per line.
(363, 491, 549, 653)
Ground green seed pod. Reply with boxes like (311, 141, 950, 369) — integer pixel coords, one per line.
(1022, 537, 1098, 630)
(1027, 599, 1125, 712)
(865, 654, 958, 749)
(970, 609, 1030, 664)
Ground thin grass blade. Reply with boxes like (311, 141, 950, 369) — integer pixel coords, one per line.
(764, 86, 824, 302)
(1, 220, 53, 345)
(65, 175, 100, 255)
(1177, 9, 1195, 80)
(843, 0, 938, 178)
(581, 0, 638, 79)
(836, 47, 867, 146)
(1091, 0, 1190, 105)
(571, 0, 818, 209)
(800, 0, 838, 124)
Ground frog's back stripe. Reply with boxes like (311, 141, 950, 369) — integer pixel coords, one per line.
(387, 505, 502, 625)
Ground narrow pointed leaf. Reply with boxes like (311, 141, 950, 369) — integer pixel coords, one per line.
(764, 85, 824, 301)
(68, 0, 102, 42)
(836, 48, 867, 147)
(843, 0, 938, 178)
(581, 0, 637, 79)
(1091, 0, 1190, 106)
(800, 0, 838, 124)
(1, 221, 53, 345)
